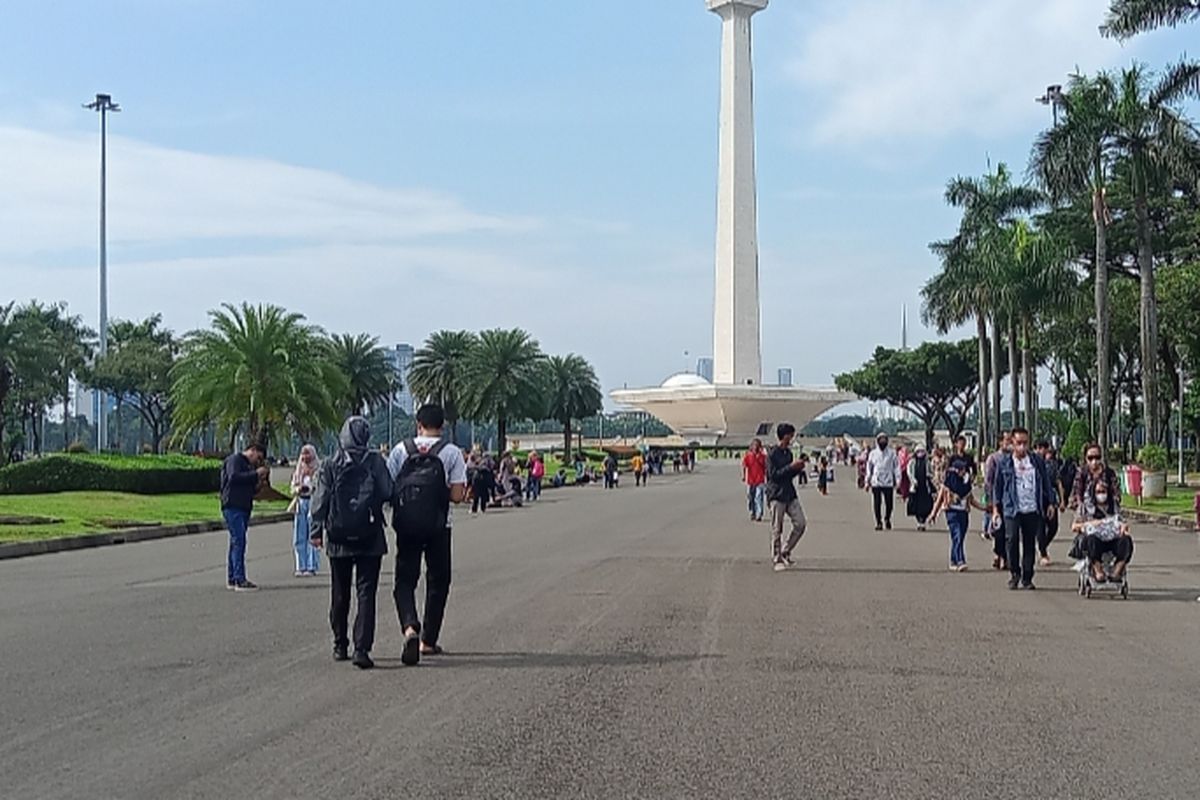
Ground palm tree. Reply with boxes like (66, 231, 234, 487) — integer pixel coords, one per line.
(170, 303, 345, 449)
(1102, 0, 1200, 38)
(926, 164, 1040, 442)
(1031, 71, 1119, 447)
(544, 354, 603, 462)
(408, 330, 478, 442)
(460, 328, 546, 454)
(49, 306, 95, 449)
(0, 303, 15, 463)
(326, 333, 392, 416)
(1108, 62, 1200, 442)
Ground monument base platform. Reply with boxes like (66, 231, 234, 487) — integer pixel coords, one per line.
(611, 382, 856, 447)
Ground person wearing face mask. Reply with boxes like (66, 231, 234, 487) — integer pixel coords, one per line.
(865, 433, 902, 530)
(905, 446, 935, 531)
(1071, 476, 1133, 584)
(1070, 442, 1121, 512)
(991, 427, 1056, 590)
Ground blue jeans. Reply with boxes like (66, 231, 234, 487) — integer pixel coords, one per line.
(946, 509, 968, 566)
(526, 476, 542, 501)
(223, 508, 250, 584)
(292, 497, 320, 573)
(747, 484, 765, 519)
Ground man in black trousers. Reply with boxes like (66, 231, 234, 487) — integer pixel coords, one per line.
(991, 427, 1056, 590)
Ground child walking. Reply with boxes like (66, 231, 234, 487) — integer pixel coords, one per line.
(816, 456, 829, 495)
(929, 465, 988, 571)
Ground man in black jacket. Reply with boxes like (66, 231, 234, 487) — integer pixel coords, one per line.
(766, 423, 809, 572)
(310, 417, 395, 669)
(220, 442, 269, 591)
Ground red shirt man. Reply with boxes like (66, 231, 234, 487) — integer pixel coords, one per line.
(743, 442, 767, 486)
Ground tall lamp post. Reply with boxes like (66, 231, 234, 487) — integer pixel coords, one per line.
(1177, 344, 1189, 487)
(84, 93, 120, 451)
(1036, 84, 1065, 126)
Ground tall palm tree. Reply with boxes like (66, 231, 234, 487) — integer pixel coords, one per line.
(927, 164, 1040, 442)
(408, 330, 478, 441)
(1102, 0, 1200, 38)
(326, 333, 392, 416)
(1031, 71, 1119, 447)
(460, 328, 546, 454)
(544, 354, 603, 462)
(0, 302, 15, 463)
(170, 303, 345, 449)
(1109, 62, 1200, 442)
(49, 306, 95, 449)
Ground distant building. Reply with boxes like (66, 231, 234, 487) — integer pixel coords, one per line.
(777, 368, 793, 387)
(74, 384, 95, 425)
(386, 343, 416, 414)
(696, 357, 714, 383)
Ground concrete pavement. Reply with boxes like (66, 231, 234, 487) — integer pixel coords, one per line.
(4, 463, 1200, 799)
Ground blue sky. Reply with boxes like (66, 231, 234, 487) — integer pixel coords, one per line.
(1, 0, 1194, 403)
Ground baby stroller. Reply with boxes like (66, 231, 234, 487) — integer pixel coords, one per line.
(1074, 518, 1130, 600)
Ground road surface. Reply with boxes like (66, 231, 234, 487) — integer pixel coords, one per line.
(4, 463, 1200, 799)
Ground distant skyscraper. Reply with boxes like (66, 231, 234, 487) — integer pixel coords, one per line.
(696, 357, 714, 382)
(777, 368, 792, 387)
(386, 344, 416, 414)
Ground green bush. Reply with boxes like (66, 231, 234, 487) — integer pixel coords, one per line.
(1061, 419, 1091, 463)
(1136, 444, 1169, 472)
(0, 454, 222, 495)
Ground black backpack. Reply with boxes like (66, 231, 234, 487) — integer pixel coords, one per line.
(393, 439, 450, 537)
(327, 453, 378, 544)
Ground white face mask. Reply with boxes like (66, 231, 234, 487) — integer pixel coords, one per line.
(1095, 494, 1109, 505)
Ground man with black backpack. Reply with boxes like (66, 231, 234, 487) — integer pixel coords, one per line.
(387, 404, 467, 666)
(310, 416, 395, 670)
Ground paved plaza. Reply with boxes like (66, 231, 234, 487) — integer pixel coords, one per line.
(4, 462, 1200, 799)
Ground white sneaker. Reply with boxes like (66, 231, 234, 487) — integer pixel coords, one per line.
(773, 561, 787, 572)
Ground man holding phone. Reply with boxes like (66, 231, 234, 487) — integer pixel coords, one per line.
(765, 423, 808, 572)
(220, 441, 270, 591)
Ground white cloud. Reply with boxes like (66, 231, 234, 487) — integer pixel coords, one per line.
(783, 0, 1145, 145)
(0, 126, 536, 258)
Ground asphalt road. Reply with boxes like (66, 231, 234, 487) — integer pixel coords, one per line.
(4, 463, 1200, 799)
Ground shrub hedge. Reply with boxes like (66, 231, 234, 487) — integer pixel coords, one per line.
(0, 454, 223, 495)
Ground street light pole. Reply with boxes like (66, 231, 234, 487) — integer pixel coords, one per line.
(1036, 84, 1065, 127)
(1177, 344, 1188, 487)
(84, 93, 120, 451)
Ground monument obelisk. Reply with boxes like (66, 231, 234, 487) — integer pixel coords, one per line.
(708, 0, 766, 386)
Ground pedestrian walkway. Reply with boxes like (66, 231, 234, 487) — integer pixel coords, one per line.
(2, 463, 1199, 799)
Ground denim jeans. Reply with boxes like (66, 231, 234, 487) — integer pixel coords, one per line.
(526, 475, 542, 501)
(223, 508, 250, 584)
(747, 483, 765, 519)
(292, 497, 320, 573)
(946, 509, 968, 566)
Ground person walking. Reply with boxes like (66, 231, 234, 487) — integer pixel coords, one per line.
(309, 417, 394, 669)
(765, 423, 808, 571)
(632, 451, 646, 487)
(742, 438, 767, 521)
(930, 464, 989, 571)
(906, 446, 935, 531)
(1069, 442, 1121, 511)
(816, 455, 829, 496)
(525, 451, 545, 501)
(603, 452, 619, 489)
(865, 433, 902, 530)
(388, 404, 468, 666)
(982, 431, 1011, 569)
(1035, 441, 1065, 566)
(471, 455, 495, 514)
(289, 444, 321, 577)
(991, 427, 1056, 590)
(220, 441, 269, 591)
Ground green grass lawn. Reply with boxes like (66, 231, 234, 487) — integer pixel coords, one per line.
(0, 491, 290, 543)
(1125, 483, 1199, 517)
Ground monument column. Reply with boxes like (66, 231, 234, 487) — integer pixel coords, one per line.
(708, 0, 765, 386)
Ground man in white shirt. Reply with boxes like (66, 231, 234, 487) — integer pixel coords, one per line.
(387, 403, 467, 665)
(865, 433, 903, 530)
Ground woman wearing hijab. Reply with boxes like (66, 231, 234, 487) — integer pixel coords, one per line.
(905, 446, 935, 531)
(290, 444, 321, 577)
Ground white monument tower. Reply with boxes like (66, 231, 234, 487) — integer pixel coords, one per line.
(610, 1, 855, 444)
(710, 0, 766, 386)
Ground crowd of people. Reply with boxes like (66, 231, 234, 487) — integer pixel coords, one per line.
(741, 426, 1136, 589)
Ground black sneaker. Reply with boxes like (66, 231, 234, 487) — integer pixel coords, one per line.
(1007, 577, 1020, 590)
(1021, 582, 1036, 591)
(401, 631, 421, 666)
(233, 580, 259, 592)
(874, 523, 883, 531)
(884, 520, 892, 530)
(332, 644, 349, 662)
(352, 651, 374, 670)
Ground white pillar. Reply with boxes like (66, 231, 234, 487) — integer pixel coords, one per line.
(709, 0, 765, 386)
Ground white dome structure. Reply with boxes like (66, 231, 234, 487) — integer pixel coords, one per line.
(661, 373, 712, 389)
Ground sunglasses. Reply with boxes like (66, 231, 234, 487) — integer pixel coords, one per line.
(1086, 454, 1102, 462)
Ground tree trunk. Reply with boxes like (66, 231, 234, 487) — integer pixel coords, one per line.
(497, 416, 508, 456)
(991, 312, 1003, 441)
(1008, 317, 1020, 428)
(1133, 184, 1159, 445)
(1094, 183, 1111, 453)
(1022, 318, 1035, 434)
(562, 419, 573, 463)
(976, 314, 990, 452)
